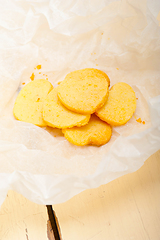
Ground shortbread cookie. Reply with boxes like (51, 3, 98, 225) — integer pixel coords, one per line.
(57, 68, 109, 114)
(62, 114, 112, 146)
(13, 79, 53, 126)
(96, 82, 136, 126)
(43, 88, 90, 129)
(86, 68, 110, 86)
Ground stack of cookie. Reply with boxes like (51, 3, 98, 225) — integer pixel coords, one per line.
(13, 68, 136, 146)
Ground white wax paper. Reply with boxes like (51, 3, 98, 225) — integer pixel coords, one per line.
(0, 0, 160, 206)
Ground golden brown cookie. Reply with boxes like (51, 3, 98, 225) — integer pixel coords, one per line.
(96, 82, 136, 126)
(57, 68, 109, 114)
(86, 68, 110, 86)
(13, 79, 53, 126)
(43, 88, 90, 129)
(62, 114, 112, 146)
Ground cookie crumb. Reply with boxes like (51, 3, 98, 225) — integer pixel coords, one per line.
(136, 118, 142, 123)
(37, 65, 41, 70)
(136, 118, 145, 124)
(30, 73, 35, 81)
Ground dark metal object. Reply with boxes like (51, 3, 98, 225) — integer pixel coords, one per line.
(46, 205, 61, 240)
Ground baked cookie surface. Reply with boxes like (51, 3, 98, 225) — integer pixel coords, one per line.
(96, 82, 136, 126)
(57, 68, 109, 114)
(62, 114, 112, 146)
(13, 79, 53, 126)
(86, 68, 110, 86)
(43, 88, 90, 129)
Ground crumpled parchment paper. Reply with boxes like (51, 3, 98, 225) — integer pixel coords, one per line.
(0, 0, 160, 206)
